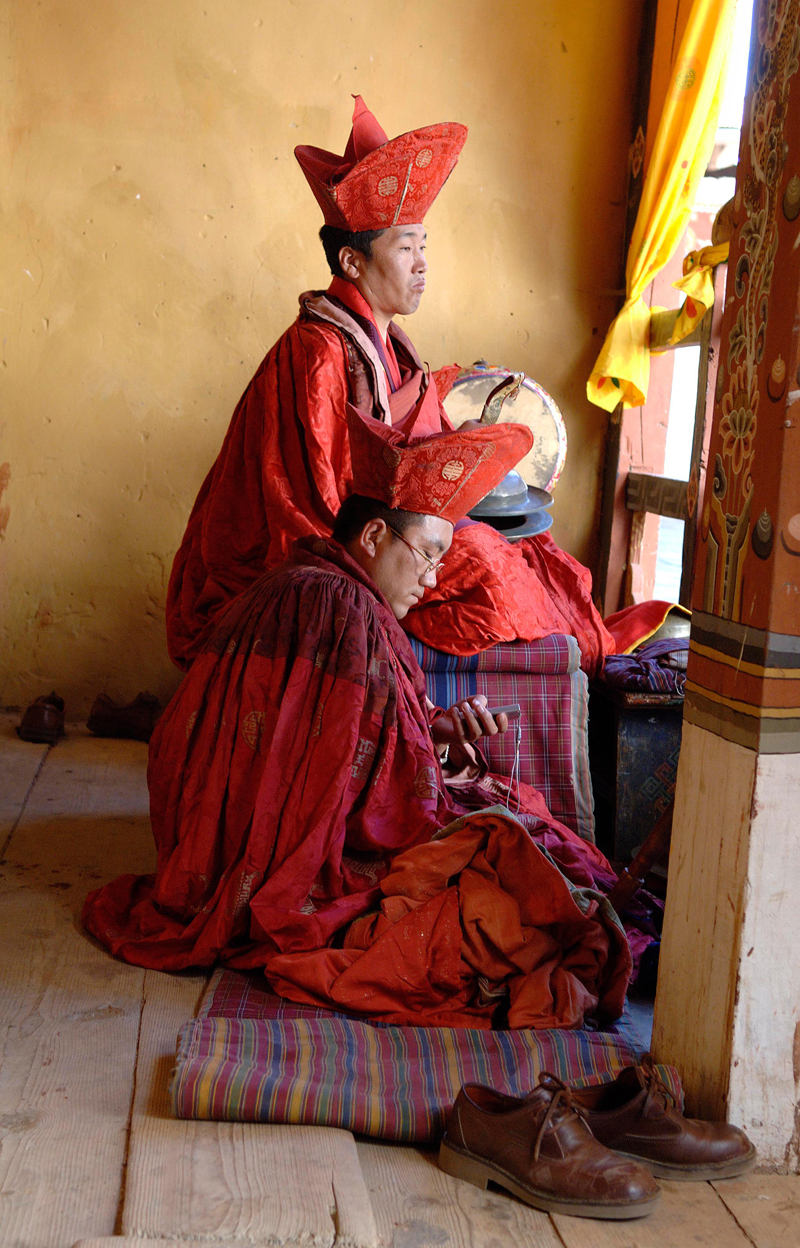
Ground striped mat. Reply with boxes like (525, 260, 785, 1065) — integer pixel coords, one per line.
(170, 971, 681, 1143)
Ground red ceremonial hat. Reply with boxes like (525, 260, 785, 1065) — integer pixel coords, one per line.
(295, 96, 468, 231)
(346, 406, 533, 524)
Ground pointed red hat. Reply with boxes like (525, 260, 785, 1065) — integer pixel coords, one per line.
(295, 96, 468, 231)
(346, 406, 533, 524)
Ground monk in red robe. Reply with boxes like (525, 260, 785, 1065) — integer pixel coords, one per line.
(85, 417, 631, 1030)
(166, 97, 613, 676)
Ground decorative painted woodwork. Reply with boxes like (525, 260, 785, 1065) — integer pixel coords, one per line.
(654, 0, 800, 1167)
(685, 1, 800, 748)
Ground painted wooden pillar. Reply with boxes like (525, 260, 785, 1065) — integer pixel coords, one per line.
(651, 0, 800, 1168)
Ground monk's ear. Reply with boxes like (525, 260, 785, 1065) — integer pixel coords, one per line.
(338, 246, 365, 281)
(357, 519, 388, 558)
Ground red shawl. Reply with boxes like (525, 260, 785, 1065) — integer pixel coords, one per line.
(85, 539, 629, 1029)
(166, 287, 614, 676)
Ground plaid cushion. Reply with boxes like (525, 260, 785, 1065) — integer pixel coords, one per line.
(408, 636, 594, 841)
(170, 970, 682, 1143)
(411, 633, 580, 675)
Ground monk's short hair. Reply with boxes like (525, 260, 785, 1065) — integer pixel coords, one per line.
(332, 494, 422, 544)
(320, 226, 387, 278)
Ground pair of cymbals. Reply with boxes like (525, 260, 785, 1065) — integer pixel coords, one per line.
(469, 469, 554, 542)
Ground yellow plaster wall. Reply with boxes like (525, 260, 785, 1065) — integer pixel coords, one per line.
(0, 0, 643, 714)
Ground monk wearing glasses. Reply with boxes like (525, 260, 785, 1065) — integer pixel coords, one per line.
(85, 416, 631, 1032)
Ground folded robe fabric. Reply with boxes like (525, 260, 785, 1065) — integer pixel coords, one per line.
(268, 807, 631, 1030)
(165, 284, 614, 676)
(84, 537, 630, 1029)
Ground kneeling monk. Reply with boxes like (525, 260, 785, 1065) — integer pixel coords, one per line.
(166, 96, 613, 676)
(85, 416, 630, 1030)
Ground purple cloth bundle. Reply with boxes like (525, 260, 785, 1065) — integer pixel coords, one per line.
(602, 638, 689, 696)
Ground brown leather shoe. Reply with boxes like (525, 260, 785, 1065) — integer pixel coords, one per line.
(573, 1055, 757, 1181)
(439, 1074, 660, 1219)
(86, 692, 161, 742)
(17, 692, 65, 744)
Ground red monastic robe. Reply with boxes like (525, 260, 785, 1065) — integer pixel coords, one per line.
(85, 538, 630, 1030)
(166, 279, 614, 675)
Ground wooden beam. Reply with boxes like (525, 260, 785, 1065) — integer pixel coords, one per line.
(626, 471, 689, 519)
(593, 0, 659, 614)
(680, 267, 723, 606)
(651, 723, 757, 1118)
(652, 2, 800, 1167)
(594, 405, 627, 613)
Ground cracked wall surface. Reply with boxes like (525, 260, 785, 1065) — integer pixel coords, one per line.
(0, 0, 644, 714)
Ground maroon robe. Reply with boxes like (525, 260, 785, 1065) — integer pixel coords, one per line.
(85, 538, 630, 1030)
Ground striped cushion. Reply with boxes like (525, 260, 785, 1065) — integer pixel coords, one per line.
(411, 634, 580, 675)
(408, 635, 594, 841)
(170, 971, 682, 1143)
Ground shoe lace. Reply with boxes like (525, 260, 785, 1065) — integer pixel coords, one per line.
(532, 1072, 590, 1161)
(640, 1053, 677, 1117)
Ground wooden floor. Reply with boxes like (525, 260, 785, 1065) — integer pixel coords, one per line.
(1, 717, 798, 1248)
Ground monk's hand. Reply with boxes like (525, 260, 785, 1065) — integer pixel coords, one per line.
(431, 695, 509, 749)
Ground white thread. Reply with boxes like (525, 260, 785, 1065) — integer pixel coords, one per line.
(508, 719, 522, 813)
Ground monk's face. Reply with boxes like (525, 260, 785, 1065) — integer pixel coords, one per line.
(342, 225, 428, 321)
(350, 514, 453, 619)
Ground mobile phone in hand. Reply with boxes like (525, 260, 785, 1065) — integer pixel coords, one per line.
(485, 703, 521, 721)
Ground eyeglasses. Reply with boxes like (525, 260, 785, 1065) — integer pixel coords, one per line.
(386, 524, 446, 576)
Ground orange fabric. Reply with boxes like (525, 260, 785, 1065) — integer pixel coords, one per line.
(603, 600, 690, 654)
(268, 809, 630, 1029)
(432, 362, 462, 401)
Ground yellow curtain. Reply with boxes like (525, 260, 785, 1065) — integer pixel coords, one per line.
(667, 239, 729, 343)
(587, 0, 737, 412)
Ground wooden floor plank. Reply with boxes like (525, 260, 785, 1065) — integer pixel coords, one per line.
(123, 968, 380, 1248)
(73, 1239, 275, 1247)
(8, 721, 800, 1248)
(713, 1173, 800, 1247)
(553, 1179, 754, 1248)
(0, 713, 49, 842)
(357, 1139, 563, 1248)
(0, 731, 154, 1248)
